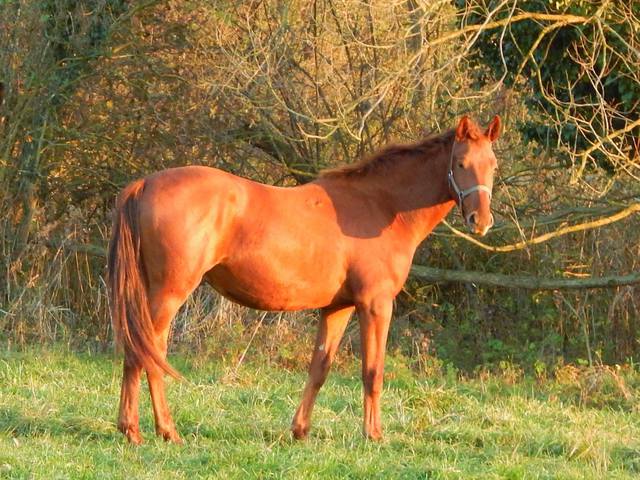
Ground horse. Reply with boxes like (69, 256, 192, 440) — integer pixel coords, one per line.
(107, 115, 501, 444)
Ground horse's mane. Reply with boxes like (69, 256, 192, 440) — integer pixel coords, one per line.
(320, 129, 455, 178)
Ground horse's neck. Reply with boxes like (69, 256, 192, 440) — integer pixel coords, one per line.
(317, 145, 455, 245)
(378, 150, 455, 244)
(398, 197, 455, 246)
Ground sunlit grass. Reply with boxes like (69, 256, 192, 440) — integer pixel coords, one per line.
(1, 346, 639, 479)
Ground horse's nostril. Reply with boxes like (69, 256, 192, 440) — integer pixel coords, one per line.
(467, 212, 477, 226)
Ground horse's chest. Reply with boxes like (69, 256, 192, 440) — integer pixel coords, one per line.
(348, 244, 414, 297)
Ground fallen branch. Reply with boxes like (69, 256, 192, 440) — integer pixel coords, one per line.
(410, 265, 640, 290)
(45, 240, 106, 258)
(50, 241, 640, 290)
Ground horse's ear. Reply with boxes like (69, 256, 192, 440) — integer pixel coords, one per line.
(485, 115, 501, 142)
(455, 115, 478, 142)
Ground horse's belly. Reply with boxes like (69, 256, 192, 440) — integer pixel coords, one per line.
(203, 259, 345, 311)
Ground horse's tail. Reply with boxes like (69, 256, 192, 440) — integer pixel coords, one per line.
(107, 179, 180, 379)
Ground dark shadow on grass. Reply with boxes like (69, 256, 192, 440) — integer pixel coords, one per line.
(0, 407, 117, 442)
(613, 446, 640, 473)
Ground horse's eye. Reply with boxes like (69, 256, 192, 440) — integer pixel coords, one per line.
(457, 162, 464, 169)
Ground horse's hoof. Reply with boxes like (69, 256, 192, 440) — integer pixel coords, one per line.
(291, 424, 310, 440)
(119, 424, 143, 445)
(128, 432, 144, 445)
(364, 429, 383, 441)
(120, 428, 143, 445)
(158, 428, 183, 444)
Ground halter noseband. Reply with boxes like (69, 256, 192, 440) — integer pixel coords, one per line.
(447, 140, 493, 211)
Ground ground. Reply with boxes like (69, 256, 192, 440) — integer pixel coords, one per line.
(0, 347, 639, 479)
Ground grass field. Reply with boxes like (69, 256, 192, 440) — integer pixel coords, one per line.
(0, 346, 639, 479)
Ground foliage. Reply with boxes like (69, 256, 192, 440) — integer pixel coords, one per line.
(1, 0, 639, 370)
(459, 0, 640, 177)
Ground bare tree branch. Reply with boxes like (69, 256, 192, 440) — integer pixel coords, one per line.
(443, 203, 640, 253)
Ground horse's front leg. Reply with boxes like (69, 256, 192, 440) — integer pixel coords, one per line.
(357, 296, 392, 440)
(291, 305, 354, 439)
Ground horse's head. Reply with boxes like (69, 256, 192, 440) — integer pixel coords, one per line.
(448, 115, 501, 236)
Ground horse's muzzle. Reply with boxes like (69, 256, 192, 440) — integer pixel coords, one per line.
(465, 211, 494, 236)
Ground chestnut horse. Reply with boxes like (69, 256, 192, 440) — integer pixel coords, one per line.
(107, 115, 501, 444)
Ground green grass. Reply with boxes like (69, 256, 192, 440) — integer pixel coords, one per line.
(0, 347, 639, 479)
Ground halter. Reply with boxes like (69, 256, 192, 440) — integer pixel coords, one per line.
(447, 140, 493, 211)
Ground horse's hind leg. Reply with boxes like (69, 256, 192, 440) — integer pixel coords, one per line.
(116, 289, 192, 445)
(291, 305, 354, 439)
(146, 291, 192, 443)
(118, 352, 144, 444)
